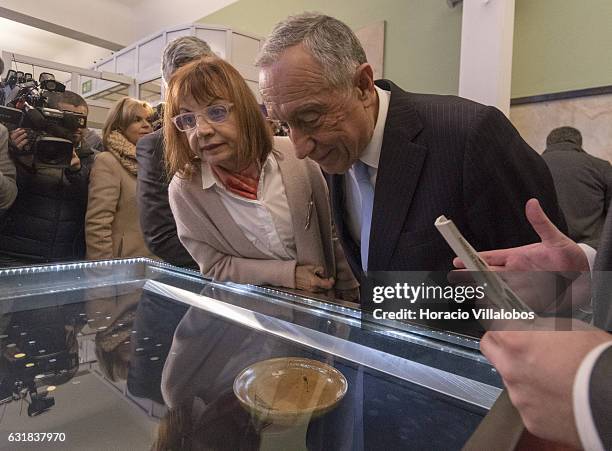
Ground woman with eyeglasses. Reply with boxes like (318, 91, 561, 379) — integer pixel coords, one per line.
(164, 57, 358, 300)
(86, 97, 157, 260)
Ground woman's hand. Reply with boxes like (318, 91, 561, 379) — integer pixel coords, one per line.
(295, 265, 334, 292)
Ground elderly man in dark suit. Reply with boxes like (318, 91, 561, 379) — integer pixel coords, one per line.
(257, 13, 565, 280)
(136, 36, 213, 268)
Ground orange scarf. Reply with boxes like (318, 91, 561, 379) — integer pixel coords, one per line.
(211, 164, 260, 200)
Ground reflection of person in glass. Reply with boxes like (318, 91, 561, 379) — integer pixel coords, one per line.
(157, 302, 326, 451)
(0, 304, 85, 416)
(152, 391, 260, 451)
(164, 57, 358, 301)
(85, 289, 140, 382)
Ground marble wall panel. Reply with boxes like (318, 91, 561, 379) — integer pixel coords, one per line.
(510, 93, 612, 162)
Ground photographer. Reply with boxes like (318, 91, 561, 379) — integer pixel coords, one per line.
(0, 90, 94, 267)
(49, 90, 102, 155)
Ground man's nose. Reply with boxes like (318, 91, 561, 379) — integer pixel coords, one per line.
(289, 127, 316, 159)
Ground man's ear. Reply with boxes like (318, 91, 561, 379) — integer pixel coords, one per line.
(353, 63, 375, 102)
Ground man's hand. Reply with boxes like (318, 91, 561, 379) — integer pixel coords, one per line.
(481, 318, 611, 448)
(454, 199, 588, 272)
(452, 198, 591, 313)
(295, 264, 335, 292)
(9, 128, 29, 151)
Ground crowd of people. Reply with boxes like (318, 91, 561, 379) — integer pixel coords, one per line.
(0, 12, 610, 450)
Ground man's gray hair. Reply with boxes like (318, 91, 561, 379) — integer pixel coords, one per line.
(256, 13, 367, 88)
(161, 36, 213, 83)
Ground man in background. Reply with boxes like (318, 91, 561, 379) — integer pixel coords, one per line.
(47, 90, 102, 154)
(542, 126, 612, 248)
(136, 36, 214, 268)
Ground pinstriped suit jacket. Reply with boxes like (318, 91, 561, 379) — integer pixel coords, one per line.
(327, 79, 567, 278)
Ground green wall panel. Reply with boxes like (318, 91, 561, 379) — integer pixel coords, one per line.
(199, 0, 463, 95)
(200, 0, 612, 99)
(512, 0, 612, 97)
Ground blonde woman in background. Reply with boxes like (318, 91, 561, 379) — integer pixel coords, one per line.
(86, 97, 156, 260)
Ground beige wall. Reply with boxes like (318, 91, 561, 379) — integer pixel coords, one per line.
(510, 94, 612, 161)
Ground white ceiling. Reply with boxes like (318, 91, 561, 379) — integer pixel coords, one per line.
(0, 17, 113, 70)
(0, 0, 237, 72)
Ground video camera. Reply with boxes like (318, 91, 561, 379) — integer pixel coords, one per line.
(0, 72, 87, 167)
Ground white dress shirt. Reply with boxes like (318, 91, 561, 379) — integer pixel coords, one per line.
(200, 153, 297, 260)
(578, 243, 597, 272)
(345, 86, 391, 246)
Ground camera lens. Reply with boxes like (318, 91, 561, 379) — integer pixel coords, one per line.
(34, 137, 73, 166)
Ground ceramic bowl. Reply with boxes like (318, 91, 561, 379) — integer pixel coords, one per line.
(233, 357, 348, 426)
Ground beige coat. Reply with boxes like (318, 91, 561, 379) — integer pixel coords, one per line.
(169, 137, 357, 290)
(86, 151, 155, 260)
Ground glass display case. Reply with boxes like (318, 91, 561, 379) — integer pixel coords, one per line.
(0, 259, 502, 450)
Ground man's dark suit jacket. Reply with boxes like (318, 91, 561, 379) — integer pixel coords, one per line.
(589, 202, 612, 449)
(543, 142, 612, 248)
(136, 129, 196, 268)
(588, 345, 611, 450)
(592, 203, 612, 332)
(327, 80, 566, 278)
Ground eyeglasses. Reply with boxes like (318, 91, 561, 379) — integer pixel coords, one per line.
(171, 103, 233, 132)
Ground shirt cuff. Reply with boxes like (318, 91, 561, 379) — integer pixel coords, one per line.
(578, 243, 597, 273)
(573, 341, 612, 451)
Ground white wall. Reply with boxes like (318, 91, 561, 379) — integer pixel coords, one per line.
(458, 0, 516, 116)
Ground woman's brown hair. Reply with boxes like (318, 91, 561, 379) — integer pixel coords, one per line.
(163, 56, 272, 178)
(102, 97, 153, 149)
